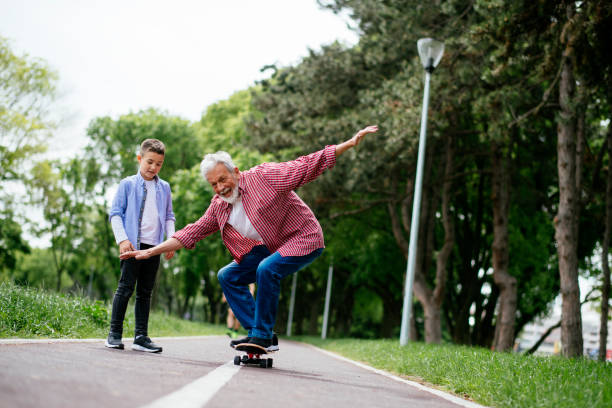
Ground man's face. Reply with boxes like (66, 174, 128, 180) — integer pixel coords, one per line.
(206, 163, 240, 203)
(138, 151, 164, 181)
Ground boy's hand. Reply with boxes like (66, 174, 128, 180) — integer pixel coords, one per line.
(119, 249, 152, 260)
(119, 240, 135, 254)
(164, 251, 175, 260)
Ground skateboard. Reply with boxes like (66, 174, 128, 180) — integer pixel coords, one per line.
(234, 343, 273, 368)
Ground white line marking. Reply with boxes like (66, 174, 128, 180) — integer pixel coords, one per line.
(307, 344, 489, 408)
(140, 361, 241, 408)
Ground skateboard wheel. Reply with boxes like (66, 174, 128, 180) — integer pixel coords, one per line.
(266, 358, 273, 368)
(234, 356, 241, 366)
(259, 359, 267, 368)
(241, 355, 248, 363)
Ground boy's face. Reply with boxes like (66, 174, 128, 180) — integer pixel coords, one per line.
(138, 151, 165, 181)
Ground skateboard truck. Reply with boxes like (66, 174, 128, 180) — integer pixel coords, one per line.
(234, 353, 273, 368)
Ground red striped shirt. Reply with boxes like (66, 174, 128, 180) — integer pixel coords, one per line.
(172, 145, 337, 263)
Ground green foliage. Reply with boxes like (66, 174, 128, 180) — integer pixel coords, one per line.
(86, 108, 203, 183)
(199, 88, 274, 167)
(0, 281, 108, 337)
(302, 337, 612, 408)
(0, 37, 57, 280)
(0, 36, 57, 182)
(0, 211, 29, 274)
(249, 0, 612, 348)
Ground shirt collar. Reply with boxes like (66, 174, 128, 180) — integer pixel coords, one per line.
(136, 171, 158, 185)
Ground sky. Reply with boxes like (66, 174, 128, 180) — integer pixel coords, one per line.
(1, 0, 359, 159)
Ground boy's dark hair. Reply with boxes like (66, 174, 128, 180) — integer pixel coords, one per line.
(140, 139, 165, 155)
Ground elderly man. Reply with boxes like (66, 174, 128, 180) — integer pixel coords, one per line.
(120, 125, 378, 350)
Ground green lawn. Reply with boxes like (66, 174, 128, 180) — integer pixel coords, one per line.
(298, 337, 612, 408)
(0, 281, 225, 339)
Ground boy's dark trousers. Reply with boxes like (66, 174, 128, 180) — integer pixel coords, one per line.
(110, 243, 160, 337)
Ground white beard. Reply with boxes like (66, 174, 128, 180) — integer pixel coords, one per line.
(219, 184, 240, 205)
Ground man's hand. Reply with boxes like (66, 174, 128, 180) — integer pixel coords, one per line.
(119, 240, 135, 254)
(335, 125, 379, 157)
(350, 125, 379, 147)
(164, 251, 175, 260)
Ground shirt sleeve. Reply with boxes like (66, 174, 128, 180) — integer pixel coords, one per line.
(164, 182, 176, 222)
(109, 179, 128, 220)
(110, 215, 128, 244)
(256, 145, 337, 193)
(165, 219, 175, 238)
(172, 203, 219, 249)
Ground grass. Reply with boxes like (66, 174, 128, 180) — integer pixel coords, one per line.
(297, 337, 612, 408)
(0, 281, 226, 339)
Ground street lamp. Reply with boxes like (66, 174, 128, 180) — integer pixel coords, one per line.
(399, 38, 444, 346)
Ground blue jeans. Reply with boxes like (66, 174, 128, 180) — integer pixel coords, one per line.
(217, 245, 323, 339)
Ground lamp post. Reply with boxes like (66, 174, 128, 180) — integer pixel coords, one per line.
(399, 38, 445, 346)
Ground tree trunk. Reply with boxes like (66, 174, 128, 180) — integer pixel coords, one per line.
(491, 142, 517, 351)
(599, 128, 612, 362)
(433, 134, 454, 330)
(555, 3, 583, 358)
(409, 135, 454, 344)
(381, 295, 401, 338)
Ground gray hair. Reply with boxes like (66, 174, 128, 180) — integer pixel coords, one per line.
(200, 151, 236, 179)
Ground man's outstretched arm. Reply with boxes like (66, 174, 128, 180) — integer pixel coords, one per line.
(335, 125, 379, 157)
(119, 237, 184, 260)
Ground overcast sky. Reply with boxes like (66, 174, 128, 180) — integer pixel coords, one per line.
(1, 0, 358, 159)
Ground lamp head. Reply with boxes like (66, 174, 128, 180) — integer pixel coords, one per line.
(417, 38, 444, 73)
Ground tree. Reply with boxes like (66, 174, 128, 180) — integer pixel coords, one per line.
(0, 36, 57, 182)
(1, 36, 57, 277)
(555, 1, 584, 358)
(250, 0, 575, 349)
(28, 157, 100, 291)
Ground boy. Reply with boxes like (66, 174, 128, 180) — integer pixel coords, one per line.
(105, 139, 175, 353)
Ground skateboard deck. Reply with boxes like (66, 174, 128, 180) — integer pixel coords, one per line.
(234, 343, 273, 368)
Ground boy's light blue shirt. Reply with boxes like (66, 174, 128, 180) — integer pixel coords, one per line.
(109, 171, 175, 249)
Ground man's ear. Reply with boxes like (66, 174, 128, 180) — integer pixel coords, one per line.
(234, 167, 240, 176)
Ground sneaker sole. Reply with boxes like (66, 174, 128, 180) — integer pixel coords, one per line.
(131, 344, 162, 353)
(267, 345, 279, 352)
(104, 341, 124, 349)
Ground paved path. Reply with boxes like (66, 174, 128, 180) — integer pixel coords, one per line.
(0, 336, 486, 408)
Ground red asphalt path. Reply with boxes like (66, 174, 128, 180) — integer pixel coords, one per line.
(0, 336, 487, 408)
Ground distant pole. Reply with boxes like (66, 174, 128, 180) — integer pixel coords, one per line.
(87, 266, 94, 298)
(286, 272, 298, 336)
(322, 262, 333, 339)
(400, 38, 445, 346)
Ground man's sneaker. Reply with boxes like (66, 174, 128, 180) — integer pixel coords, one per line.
(226, 328, 239, 339)
(230, 336, 250, 349)
(267, 333, 279, 352)
(131, 335, 162, 353)
(105, 332, 124, 349)
(247, 336, 272, 349)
